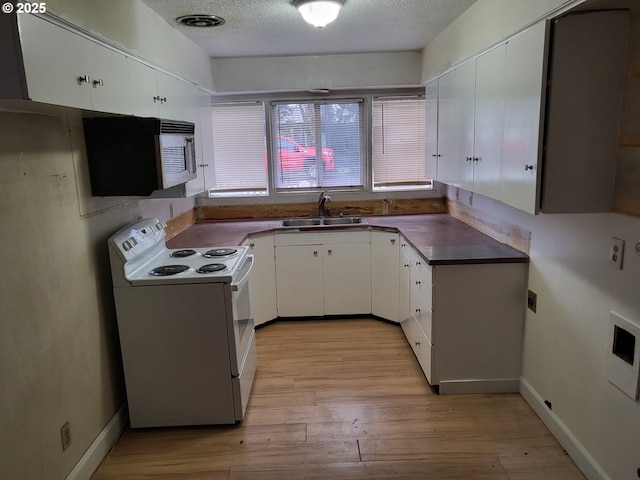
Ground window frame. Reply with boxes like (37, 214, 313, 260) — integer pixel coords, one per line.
(208, 87, 428, 199)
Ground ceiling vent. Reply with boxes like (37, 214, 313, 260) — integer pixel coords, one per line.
(176, 14, 226, 28)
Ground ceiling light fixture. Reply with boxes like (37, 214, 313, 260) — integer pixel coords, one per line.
(292, 0, 344, 30)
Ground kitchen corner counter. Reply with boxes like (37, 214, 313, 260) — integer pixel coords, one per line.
(166, 214, 528, 265)
(365, 214, 529, 265)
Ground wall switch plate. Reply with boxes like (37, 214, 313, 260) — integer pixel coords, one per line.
(609, 237, 625, 269)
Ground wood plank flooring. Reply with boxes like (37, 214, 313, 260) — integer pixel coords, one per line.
(92, 319, 585, 479)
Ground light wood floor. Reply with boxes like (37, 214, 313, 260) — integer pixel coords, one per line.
(93, 319, 585, 479)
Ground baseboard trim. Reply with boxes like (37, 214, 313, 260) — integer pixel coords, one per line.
(519, 377, 610, 480)
(65, 403, 128, 480)
(438, 378, 520, 394)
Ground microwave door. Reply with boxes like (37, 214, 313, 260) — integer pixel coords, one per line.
(159, 134, 196, 188)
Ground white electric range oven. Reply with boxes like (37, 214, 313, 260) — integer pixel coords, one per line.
(108, 218, 256, 427)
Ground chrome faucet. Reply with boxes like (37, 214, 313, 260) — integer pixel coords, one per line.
(318, 190, 332, 217)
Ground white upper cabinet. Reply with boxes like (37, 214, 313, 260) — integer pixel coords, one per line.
(127, 60, 188, 120)
(435, 10, 629, 215)
(473, 44, 506, 201)
(11, 13, 130, 114)
(451, 60, 476, 191)
(501, 21, 549, 214)
(429, 71, 454, 184)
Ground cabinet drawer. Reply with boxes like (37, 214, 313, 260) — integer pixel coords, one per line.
(401, 316, 433, 384)
(410, 293, 432, 343)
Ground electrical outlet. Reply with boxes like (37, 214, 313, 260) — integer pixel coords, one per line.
(60, 422, 72, 452)
(609, 237, 625, 270)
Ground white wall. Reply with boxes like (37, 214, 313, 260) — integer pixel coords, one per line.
(429, 1, 640, 478)
(211, 51, 423, 93)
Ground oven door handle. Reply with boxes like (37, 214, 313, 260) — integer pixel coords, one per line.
(231, 254, 254, 291)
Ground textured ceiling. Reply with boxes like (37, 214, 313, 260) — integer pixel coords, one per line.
(140, 0, 477, 58)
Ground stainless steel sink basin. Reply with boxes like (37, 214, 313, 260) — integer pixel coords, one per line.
(278, 216, 365, 228)
(280, 218, 322, 227)
(322, 216, 364, 225)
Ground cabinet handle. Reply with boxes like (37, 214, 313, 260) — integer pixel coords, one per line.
(198, 163, 209, 168)
(313, 251, 318, 257)
(153, 95, 160, 103)
(77, 75, 90, 84)
(415, 308, 421, 313)
(404, 264, 410, 268)
(416, 281, 422, 285)
(415, 341, 421, 346)
(525, 164, 534, 171)
(161, 97, 167, 103)
(92, 78, 104, 87)
(466, 156, 472, 162)
(249, 243, 255, 248)
(473, 157, 479, 162)
(415, 261, 421, 266)
(437, 154, 442, 157)
(401, 243, 406, 247)
(390, 239, 396, 245)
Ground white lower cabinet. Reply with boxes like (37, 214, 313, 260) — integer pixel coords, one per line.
(399, 237, 527, 394)
(274, 231, 371, 317)
(243, 235, 277, 326)
(371, 231, 400, 322)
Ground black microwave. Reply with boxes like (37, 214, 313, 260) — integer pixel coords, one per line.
(83, 117, 197, 196)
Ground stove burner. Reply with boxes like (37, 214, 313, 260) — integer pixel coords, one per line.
(149, 265, 189, 276)
(203, 248, 238, 258)
(197, 263, 227, 274)
(170, 249, 197, 258)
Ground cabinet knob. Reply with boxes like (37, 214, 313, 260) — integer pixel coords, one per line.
(92, 78, 104, 87)
(473, 157, 479, 162)
(390, 239, 396, 245)
(415, 341, 421, 346)
(327, 249, 332, 255)
(153, 95, 160, 103)
(525, 164, 535, 171)
(415, 261, 421, 266)
(466, 156, 472, 162)
(161, 97, 167, 103)
(77, 75, 90, 84)
(416, 281, 421, 285)
(313, 251, 318, 257)
(404, 264, 410, 268)
(249, 243, 255, 248)
(415, 308, 421, 313)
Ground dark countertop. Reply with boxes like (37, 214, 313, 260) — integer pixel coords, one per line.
(167, 214, 529, 265)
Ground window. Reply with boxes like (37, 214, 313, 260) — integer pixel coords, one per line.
(270, 100, 364, 191)
(207, 102, 267, 195)
(372, 96, 429, 190)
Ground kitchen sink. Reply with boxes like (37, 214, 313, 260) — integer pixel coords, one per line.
(322, 216, 364, 225)
(280, 218, 323, 227)
(278, 216, 365, 228)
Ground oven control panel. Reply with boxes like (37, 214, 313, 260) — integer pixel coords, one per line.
(109, 218, 167, 262)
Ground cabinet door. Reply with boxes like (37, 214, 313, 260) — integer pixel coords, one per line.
(19, 14, 93, 109)
(425, 79, 438, 177)
(86, 41, 131, 114)
(155, 71, 184, 120)
(371, 232, 399, 321)
(473, 44, 506, 201)
(399, 243, 411, 324)
(436, 70, 455, 184)
(275, 245, 323, 317)
(244, 235, 277, 326)
(127, 59, 161, 118)
(451, 60, 476, 191)
(501, 21, 548, 214)
(324, 243, 371, 315)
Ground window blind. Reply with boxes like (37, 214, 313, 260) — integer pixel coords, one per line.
(207, 102, 267, 195)
(372, 96, 430, 189)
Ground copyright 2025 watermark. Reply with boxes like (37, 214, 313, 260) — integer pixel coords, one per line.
(2, 2, 47, 14)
